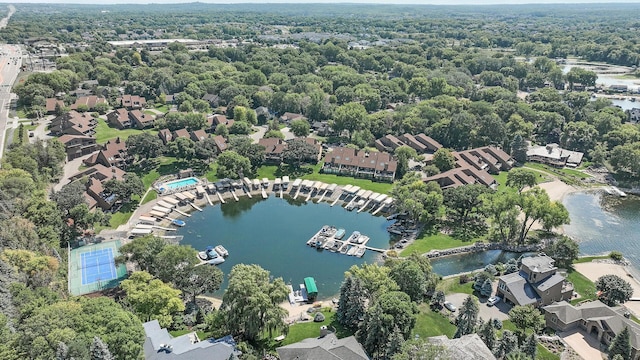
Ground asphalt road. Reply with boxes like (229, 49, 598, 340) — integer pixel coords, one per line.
(0, 44, 22, 161)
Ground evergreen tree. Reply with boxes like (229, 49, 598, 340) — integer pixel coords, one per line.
(430, 290, 445, 311)
(478, 318, 497, 351)
(386, 326, 406, 359)
(337, 276, 366, 330)
(495, 330, 518, 359)
(481, 278, 493, 297)
(510, 134, 528, 164)
(55, 342, 70, 360)
(522, 333, 537, 359)
(454, 296, 479, 338)
(359, 305, 387, 358)
(609, 327, 631, 360)
(90, 337, 113, 360)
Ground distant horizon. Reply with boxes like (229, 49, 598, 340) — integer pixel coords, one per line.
(4, 0, 640, 5)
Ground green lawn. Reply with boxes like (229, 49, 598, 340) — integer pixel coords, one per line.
(567, 269, 597, 304)
(253, 163, 394, 194)
(537, 344, 560, 360)
(274, 310, 353, 348)
(12, 124, 36, 144)
(16, 109, 28, 119)
(436, 277, 475, 295)
(141, 190, 157, 204)
(413, 303, 456, 338)
(155, 104, 169, 113)
(94, 118, 157, 144)
(574, 255, 609, 264)
(401, 234, 473, 256)
(205, 162, 219, 182)
(523, 162, 590, 185)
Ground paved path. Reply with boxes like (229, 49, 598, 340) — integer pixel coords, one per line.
(53, 153, 95, 192)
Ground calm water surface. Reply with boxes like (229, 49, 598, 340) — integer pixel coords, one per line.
(563, 191, 640, 270)
(176, 196, 395, 298)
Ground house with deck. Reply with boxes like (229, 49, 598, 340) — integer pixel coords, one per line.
(117, 94, 147, 109)
(526, 143, 584, 168)
(57, 134, 100, 160)
(83, 138, 132, 170)
(50, 111, 97, 136)
(323, 147, 397, 182)
(496, 255, 574, 307)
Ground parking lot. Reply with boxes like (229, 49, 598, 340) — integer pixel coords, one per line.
(445, 292, 511, 321)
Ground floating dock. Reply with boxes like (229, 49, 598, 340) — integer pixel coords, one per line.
(216, 191, 226, 204)
(189, 202, 203, 212)
(305, 226, 382, 257)
(172, 207, 191, 217)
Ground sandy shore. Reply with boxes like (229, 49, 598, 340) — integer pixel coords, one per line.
(574, 261, 640, 315)
(538, 179, 580, 202)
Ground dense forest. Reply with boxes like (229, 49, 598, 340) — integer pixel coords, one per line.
(0, 3, 639, 359)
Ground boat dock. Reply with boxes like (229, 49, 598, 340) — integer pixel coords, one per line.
(261, 187, 268, 199)
(216, 191, 226, 204)
(231, 189, 239, 202)
(611, 186, 627, 197)
(190, 202, 203, 212)
(172, 207, 191, 217)
(305, 225, 387, 258)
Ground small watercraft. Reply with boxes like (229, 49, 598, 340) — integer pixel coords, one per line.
(171, 219, 186, 227)
(334, 228, 346, 240)
(355, 246, 366, 258)
(340, 245, 350, 254)
(214, 245, 229, 257)
(208, 257, 225, 265)
(348, 231, 361, 243)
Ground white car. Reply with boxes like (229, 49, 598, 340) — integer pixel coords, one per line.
(487, 296, 502, 306)
(444, 301, 457, 312)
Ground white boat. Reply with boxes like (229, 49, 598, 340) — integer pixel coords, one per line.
(357, 235, 369, 245)
(347, 231, 361, 243)
(208, 257, 225, 265)
(346, 246, 358, 256)
(198, 251, 209, 260)
(214, 245, 229, 257)
(355, 246, 366, 258)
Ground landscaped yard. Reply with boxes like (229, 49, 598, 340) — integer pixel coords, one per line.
(566, 269, 597, 304)
(401, 233, 473, 256)
(272, 310, 352, 348)
(412, 303, 456, 338)
(492, 169, 548, 192)
(524, 162, 590, 185)
(94, 118, 157, 144)
(436, 277, 474, 295)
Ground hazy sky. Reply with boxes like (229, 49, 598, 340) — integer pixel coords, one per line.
(7, 0, 640, 4)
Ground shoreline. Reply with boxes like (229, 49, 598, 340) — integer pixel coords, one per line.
(574, 260, 640, 316)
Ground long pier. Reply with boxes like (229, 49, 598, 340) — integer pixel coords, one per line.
(371, 203, 386, 215)
(293, 186, 302, 200)
(261, 188, 268, 199)
(317, 189, 328, 203)
(357, 199, 372, 213)
(330, 192, 342, 207)
(244, 187, 252, 198)
(231, 189, 239, 202)
(305, 189, 313, 202)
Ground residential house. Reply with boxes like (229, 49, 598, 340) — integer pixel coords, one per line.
(544, 301, 640, 359)
(423, 165, 496, 189)
(496, 255, 574, 307)
(629, 108, 640, 123)
(398, 134, 427, 153)
(259, 138, 287, 163)
(190, 129, 208, 142)
(117, 94, 147, 109)
(423, 145, 512, 190)
(70, 95, 107, 111)
(428, 334, 496, 360)
(57, 134, 99, 160)
(45, 98, 65, 114)
(311, 121, 331, 136)
(172, 128, 190, 140)
(323, 147, 397, 182)
(142, 320, 238, 360)
(212, 135, 228, 153)
(277, 333, 369, 360)
(209, 114, 234, 131)
(78, 164, 127, 211)
(107, 108, 132, 129)
(50, 111, 97, 136)
(84, 138, 132, 169)
(279, 112, 305, 124)
(129, 110, 155, 129)
(158, 129, 173, 145)
(374, 134, 406, 152)
(414, 133, 443, 152)
(202, 93, 220, 108)
(299, 137, 323, 162)
(526, 143, 584, 168)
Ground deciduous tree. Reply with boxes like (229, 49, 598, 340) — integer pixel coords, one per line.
(120, 271, 185, 327)
(596, 274, 633, 306)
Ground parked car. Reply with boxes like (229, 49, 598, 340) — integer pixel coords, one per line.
(444, 301, 456, 312)
(487, 296, 502, 306)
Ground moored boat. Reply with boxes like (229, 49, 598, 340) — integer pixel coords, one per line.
(214, 245, 229, 257)
(323, 239, 335, 250)
(208, 257, 225, 265)
(334, 228, 346, 240)
(357, 235, 369, 245)
(340, 244, 350, 254)
(355, 246, 366, 258)
(330, 241, 341, 252)
(347, 231, 361, 243)
(171, 219, 186, 227)
(198, 251, 209, 260)
(347, 246, 358, 256)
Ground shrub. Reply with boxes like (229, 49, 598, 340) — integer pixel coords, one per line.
(610, 251, 624, 262)
(459, 274, 471, 284)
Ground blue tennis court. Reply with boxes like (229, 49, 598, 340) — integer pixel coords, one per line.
(80, 248, 117, 286)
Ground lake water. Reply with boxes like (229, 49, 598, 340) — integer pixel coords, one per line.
(430, 250, 526, 276)
(176, 196, 396, 298)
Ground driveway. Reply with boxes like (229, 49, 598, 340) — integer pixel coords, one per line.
(559, 328, 606, 360)
(29, 118, 53, 144)
(446, 292, 511, 321)
(249, 125, 267, 143)
(53, 152, 95, 192)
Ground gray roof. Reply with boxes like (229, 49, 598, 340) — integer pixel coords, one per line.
(545, 301, 640, 350)
(429, 334, 496, 360)
(521, 255, 556, 274)
(143, 320, 236, 360)
(500, 271, 539, 306)
(277, 334, 369, 360)
(536, 273, 565, 292)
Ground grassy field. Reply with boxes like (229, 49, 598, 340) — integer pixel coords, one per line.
(94, 118, 157, 144)
(524, 162, 590, 185)
(155, 104, 169, 113)
(413, 303, 456, 338)
(205, 162, 219, 182)
(12, 124, 37, 145)
(537, 344, 561, 360)
(574, 255, 610, 264)
(401, 233, 473, 256)
(436, 277, 475, 295)
(567, 269, 597, 304)
(141, 190, 157, 204)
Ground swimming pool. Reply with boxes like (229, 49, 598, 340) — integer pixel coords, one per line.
(158, 177, 199, 192)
